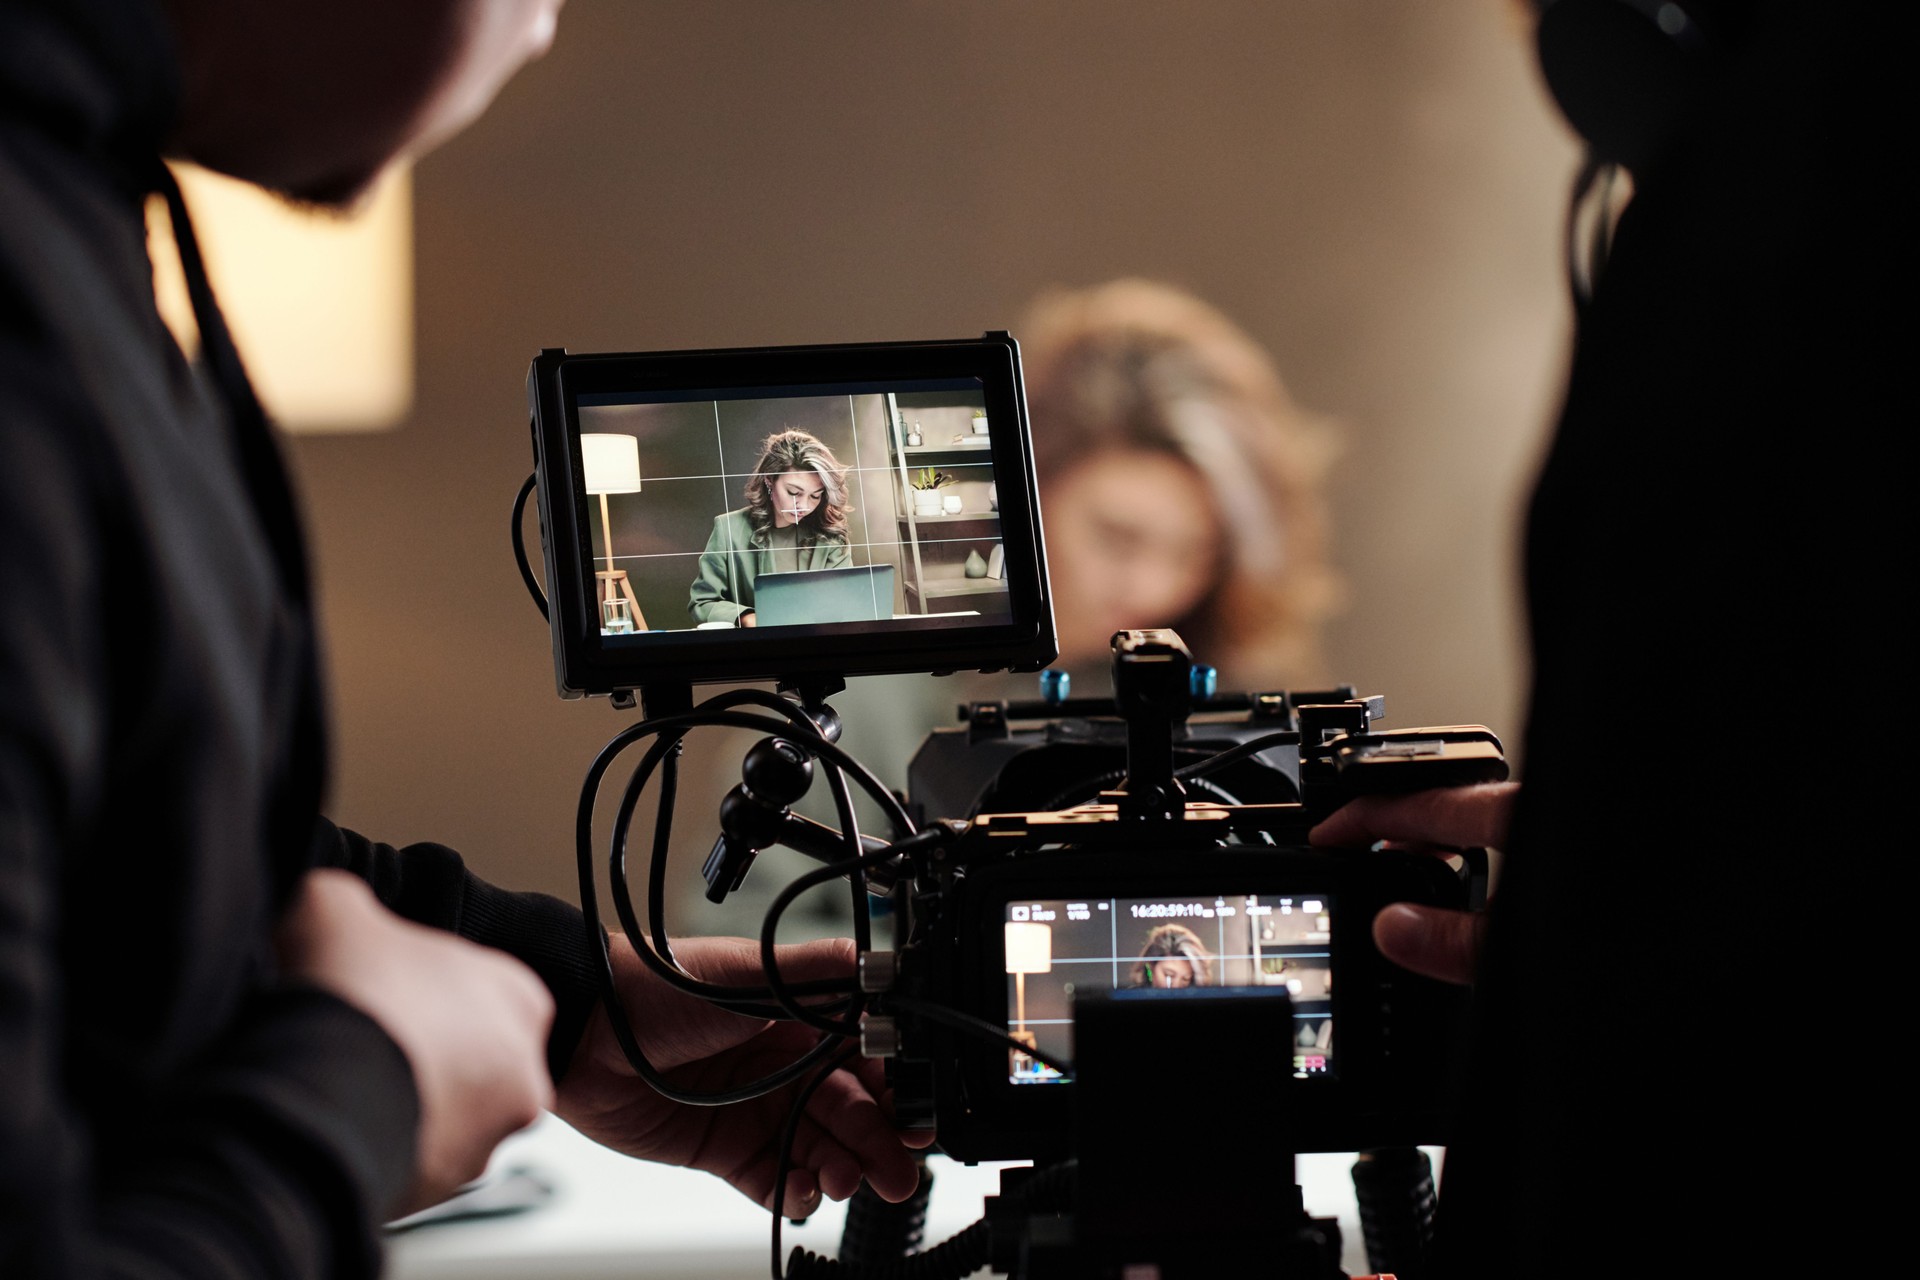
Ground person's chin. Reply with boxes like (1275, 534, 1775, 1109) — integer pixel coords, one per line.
(274, 163, 390, 213)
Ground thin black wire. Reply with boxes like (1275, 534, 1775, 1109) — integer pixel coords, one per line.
(887, 995, 1075, 1080)
(761, 844, 906, 1037)
(1172, 730, 1302, 782)
(822, 759, 874, 955)
(576, 705, 908, 1104)
(645, 738, 684, 969)
(632, 687, 884, 1003)
(771, 1045, 862, 1280)
(576, 847, 849, 1107)
(609, 729, 847, 1013)
(592, 693, 913, 1012)
(512, 472, 548, 621)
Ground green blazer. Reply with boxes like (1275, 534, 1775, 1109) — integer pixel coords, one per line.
(687, 508, 851, 625)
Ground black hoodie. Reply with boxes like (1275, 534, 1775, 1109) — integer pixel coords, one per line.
(0, 3, 596, 1275)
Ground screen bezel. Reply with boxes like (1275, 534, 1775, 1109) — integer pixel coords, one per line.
(996, 889, 1339, 1088)
(528, 335, 1055, 695)
(929, 847, 1466, 1160)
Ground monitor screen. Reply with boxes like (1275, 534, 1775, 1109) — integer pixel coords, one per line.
(529, 337, 1054, 695)
(573, 380, 1012, 639)
(1001, 893, 1336, 1084)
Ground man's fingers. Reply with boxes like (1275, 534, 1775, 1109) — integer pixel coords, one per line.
(758, 1166, 821, 1218)
(802, 1068, 920, 1202)
(1373, 904, 1483, 986)
(770, 936, 860, 987)
(667, 935, 858, 990)
(1310, 782, 1518, 852)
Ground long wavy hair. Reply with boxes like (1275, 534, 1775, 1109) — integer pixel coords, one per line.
(1020, 280, 1342, 685)
(741, 429, 851, 541)
(1128, 923, 1216, 988)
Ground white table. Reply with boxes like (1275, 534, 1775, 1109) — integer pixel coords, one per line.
(385, 1114, 1436, 1278)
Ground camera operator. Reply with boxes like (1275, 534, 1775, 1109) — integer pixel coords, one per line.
(0, 2, 923, 1276)
(1312, 4, 1891, 1275)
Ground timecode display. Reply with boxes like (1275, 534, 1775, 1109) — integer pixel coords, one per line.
(1129, 901, 1210, 919)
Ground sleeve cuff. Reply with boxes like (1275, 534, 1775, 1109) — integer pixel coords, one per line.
(454, 877, 603, 1082)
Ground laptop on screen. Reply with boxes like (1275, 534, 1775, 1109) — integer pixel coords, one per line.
(754, 564, 896, 627)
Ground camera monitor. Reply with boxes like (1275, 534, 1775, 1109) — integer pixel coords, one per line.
(1002, 893, 1336, 1086)
(527, 335, 1055, 696)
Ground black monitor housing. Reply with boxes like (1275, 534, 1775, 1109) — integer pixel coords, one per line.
(527, 334, 1055, 699)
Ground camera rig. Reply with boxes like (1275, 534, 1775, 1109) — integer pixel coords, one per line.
(518, 338, 1506, 1277)
(551, 626, 1501, 1279)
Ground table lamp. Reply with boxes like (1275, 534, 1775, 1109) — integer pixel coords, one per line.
(1003, 921, 1054, 1064)
(581, 433, 645, 633)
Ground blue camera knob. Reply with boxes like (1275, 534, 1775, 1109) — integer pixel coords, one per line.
(1188, 664, 1218, 702)
(1038, 668, 1070, 705)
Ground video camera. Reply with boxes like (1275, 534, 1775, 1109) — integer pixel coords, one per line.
(521, 335, 1506, 1278)
(882, 629, 1500, 1164)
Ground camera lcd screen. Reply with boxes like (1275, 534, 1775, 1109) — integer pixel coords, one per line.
(1002, 894, 1335, 1084)
(529, 338, 1054, 694)
(575, 381, 1010, 638)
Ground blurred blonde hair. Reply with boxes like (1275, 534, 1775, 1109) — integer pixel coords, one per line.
(1019, 279, 1342, 685)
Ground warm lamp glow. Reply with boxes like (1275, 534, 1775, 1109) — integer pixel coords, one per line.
(581, 433, 644, 494)
(1004, 922, 1054, 975)
(147, 163, 413, 433)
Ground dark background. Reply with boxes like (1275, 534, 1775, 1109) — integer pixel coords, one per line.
(291, 1, 1578, 907)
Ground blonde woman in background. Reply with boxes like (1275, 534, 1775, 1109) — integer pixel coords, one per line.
(1020, 279, 1341, 687)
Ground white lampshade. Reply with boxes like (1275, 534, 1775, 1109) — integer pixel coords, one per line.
(1003, 921, 1053, 975)
(148, 162, 412, 433)
(581, 434, 643, 495)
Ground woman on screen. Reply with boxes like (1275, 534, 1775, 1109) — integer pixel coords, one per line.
(1127, 923, 1216, 989)
(689, 429, 852, 627)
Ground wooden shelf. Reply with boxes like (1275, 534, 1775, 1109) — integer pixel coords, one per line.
(902, 441, 992, 457)
(899, 511, 999, 524)
(906, 574, 1007, 598)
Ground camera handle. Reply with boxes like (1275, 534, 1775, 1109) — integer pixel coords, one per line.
(1109, 630, 1194, 820)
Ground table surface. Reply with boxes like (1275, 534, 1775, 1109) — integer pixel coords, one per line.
(384, 1113, 1436, 1279)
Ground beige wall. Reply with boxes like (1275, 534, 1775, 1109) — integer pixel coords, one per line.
(290, 1, 1580, 904)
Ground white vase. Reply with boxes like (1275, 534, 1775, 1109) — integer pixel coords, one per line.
(941, 494, 964, 515)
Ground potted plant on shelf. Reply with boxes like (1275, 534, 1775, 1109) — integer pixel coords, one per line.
(910, 467, 954, 517)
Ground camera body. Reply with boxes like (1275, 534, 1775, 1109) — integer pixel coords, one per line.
(881, 632, 1500, 1163)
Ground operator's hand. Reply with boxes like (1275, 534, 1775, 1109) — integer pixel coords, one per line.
(555, 935, 929, 1218)
(1309, 781, 1519, 986)
(276, 869, 555, 1215)
(740, 611, 757, 628)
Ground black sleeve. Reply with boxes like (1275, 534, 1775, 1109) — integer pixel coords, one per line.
(308, 819, 603, 1083)
(0, 353, 418, 1278)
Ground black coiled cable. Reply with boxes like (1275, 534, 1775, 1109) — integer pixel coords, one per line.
(785, 1162, 1075, 1279)
(1352, 1145, 1436, 1279)
(836, 1158, 933, 1270)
